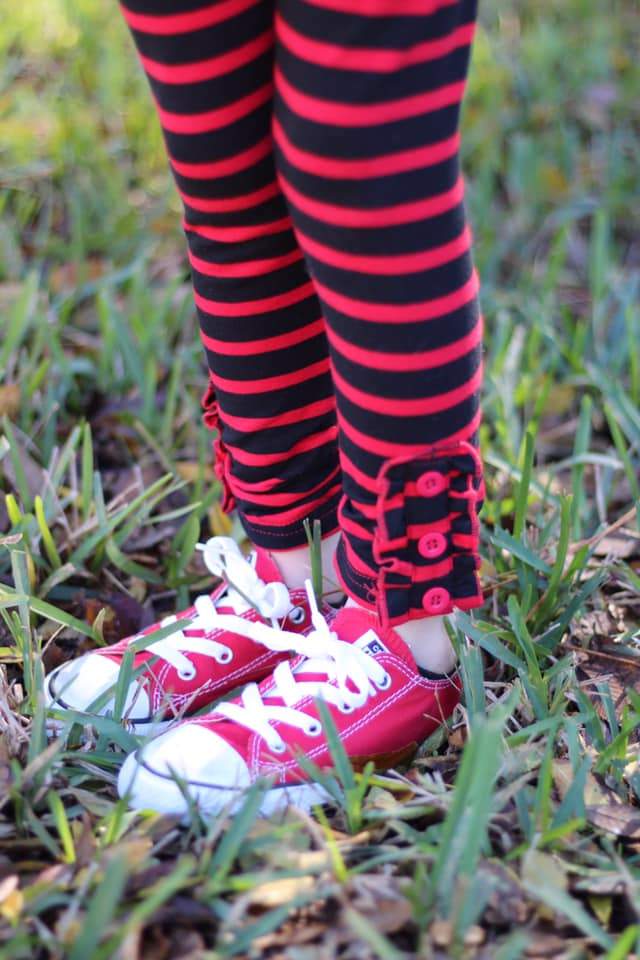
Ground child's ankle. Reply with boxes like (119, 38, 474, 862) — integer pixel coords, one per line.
(344, 597, 457, 675)
(268, 530, 343, 600)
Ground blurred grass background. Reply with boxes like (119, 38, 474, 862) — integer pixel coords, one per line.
(1, 0, 638, 484)
(1, 1, 640, 957)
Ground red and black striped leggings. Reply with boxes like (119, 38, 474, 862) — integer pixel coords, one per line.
(121, 0, 484, 626)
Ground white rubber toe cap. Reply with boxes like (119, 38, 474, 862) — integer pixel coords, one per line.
(45, 654, 150, 721)
(117, 724, 251, 818)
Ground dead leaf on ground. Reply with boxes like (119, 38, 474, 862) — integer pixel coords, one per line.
(352, 889, 412, 935)
(552, 759, 619, 807)
(243, 898, 336, 953)
(522, 849, 568, 892)
(176, 461, 214, 485)
(524, 933, 586, 957)
(251, 919, 329, 952)
(484, 861, 530, 927)
(0, 384, 20, 419)
(587, 803, 640, 839)
(430, 919, 453, 948)
(49, 257, 107, 293)
(247, 875, 315, 909)
(592, 531, 640, 560)
(0, 734, 12, 793)
(573, 872, 625, 896)
(136, 926, 207, 960)
(0, 874, 23, 922)
(0, 427, 44, 498)
(572, 636, 640, 734)
(72, 814, 97, 868)
(570, 607, 627, 645)
(79, 592, 149, 645)
(30, 864, 69, 890)
(588, 893, 613, 928)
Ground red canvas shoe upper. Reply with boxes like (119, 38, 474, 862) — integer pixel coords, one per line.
(45, 537, 327, 728)
(199, 604, 461, 785)
(117, 590, 462, 818)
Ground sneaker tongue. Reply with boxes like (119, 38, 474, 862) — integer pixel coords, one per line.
(253, 547, 286, 586)
(331, 608, 417, 670)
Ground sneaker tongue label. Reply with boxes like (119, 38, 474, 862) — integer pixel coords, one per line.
(354, 630, 388, 658)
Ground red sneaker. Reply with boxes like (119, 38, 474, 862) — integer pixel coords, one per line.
(118, 589, 461, 817)
(45, 538, 327, 732)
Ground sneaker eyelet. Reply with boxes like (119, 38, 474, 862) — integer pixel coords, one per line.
(217, 648, 233, 664)
(377, 673, 392, 691)
(305, 721, 322, 737)
(271, 741, 286, 754)
(288, 606, 306, 626)
(339, 701, 354, 714)
(178, 665, 197, 681)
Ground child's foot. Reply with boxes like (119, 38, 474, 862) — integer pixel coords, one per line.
(45, 537, 330, 732)
(117, 590, 461, 817)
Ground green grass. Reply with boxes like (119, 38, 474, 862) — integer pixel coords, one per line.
(1, 0, 640, 955)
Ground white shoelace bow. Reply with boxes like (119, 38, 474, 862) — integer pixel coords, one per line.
(132, 537, 292, 680)
(210, 583, 390, 752)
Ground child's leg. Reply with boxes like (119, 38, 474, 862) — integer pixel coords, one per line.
(120, 0, 341, 563)
(47, 0, 354, 726)
(274, 0, 484, 665)
(116, 0, 486, 817)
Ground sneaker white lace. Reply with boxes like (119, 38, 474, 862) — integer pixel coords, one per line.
(44, 537, 306, 729)
(207, 585, 389, 753)
(117, 584, 461, 818)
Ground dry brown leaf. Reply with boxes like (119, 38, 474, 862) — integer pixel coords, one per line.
(1, 427, 44, 498)
(0, 888, 23, 922)
(0, 734, 12, 793)
(524, 933, 580, 957)
(574, 649, 640, 733)
(587, 803, 640, 839)
(73, 813, 98, 868)
(357, 896, 412, 935)
(167, 929, 208, 960)
(552, 759, 618, 806)
(0, 875, 23, 922)
(587, 894, 613, 927)
(49, 257, 106, 293)
(448, 725, 467, 749)
(31, 864, 68, 889)
(0, 384, 20, 418)
(573, 871, 624, 896)
(286, 849, 332, 872)
(462, 925, 485, 947)
(484, 861, 529, 927)
(430, 919, 454, 948)
(252, 919, 328, 952)
(71, 787, 120, 819)
(79, 593, 148, 645)
(135, 925, 207, 960)
(175, 461, 214, 484)
(208, 501, 234, 538)
(522, 849, 567, 892)
(247, 875, 315, 908)
(592, 531, 639, 559)
(0, 874, 19, 902)
(105, 837, 153, 870)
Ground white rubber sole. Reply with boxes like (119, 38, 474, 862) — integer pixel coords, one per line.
(118, 749, 333, 820)
(43, 670, 174, 736)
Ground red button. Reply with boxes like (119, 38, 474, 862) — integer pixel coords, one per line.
(422, 587, 451, 614)
(418, 532, 448, 559)
(417, 471, 446, 497)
